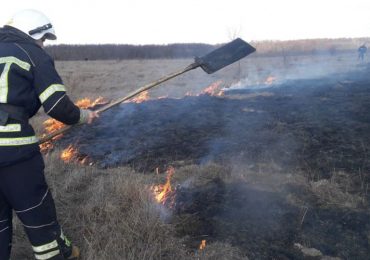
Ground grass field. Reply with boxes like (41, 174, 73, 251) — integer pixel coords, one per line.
(12, 51, 370, 259)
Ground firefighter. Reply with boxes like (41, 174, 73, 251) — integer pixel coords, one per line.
(358, 44, 367, 61)
(0, 9, 98, 260)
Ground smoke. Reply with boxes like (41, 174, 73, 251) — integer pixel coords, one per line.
(226, 53, 360, 91)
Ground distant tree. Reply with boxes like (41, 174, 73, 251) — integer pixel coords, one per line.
(45, 43, 216, 61)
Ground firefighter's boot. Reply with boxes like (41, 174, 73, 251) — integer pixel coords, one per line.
(57, 232, 80, 260)
(66, 246, 80, 259)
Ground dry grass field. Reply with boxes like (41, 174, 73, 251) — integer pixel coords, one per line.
(11, 50, 370, 259)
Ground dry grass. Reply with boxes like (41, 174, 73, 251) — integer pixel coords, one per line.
(309, 171, 366, 209)
(58, 154, 187, 260)
(11, 153, 244, 260)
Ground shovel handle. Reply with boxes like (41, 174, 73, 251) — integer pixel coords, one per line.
(96, 62, 198, 113)
(38, 63, 199, 144)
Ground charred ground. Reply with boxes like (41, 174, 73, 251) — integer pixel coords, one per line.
(60, 67, 369, 176)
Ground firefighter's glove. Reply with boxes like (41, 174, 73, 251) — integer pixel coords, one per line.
(78, 109, 99, 124)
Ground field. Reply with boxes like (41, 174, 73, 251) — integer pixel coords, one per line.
(12, 51, 370, 259)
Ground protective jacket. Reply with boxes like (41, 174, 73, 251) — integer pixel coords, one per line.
(0, 26, 80, 166)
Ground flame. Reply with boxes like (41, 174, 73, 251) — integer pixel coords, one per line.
(39, 97, 108, 153)
(75, 96, 108, 109)
(185, 81, 224, 97)
(39, 141, 53, 153)
(151, 166, 175, 205)
(39, 118, 66, 152)
(60, 144, 89, 164)
(201, 81, 223, 96)
(60, 144, 78, 162)
(43, 118, 65, 133)
(127, 91, 150, 103)
(265, 76, 277, 85)
(199, 240, 206, 250)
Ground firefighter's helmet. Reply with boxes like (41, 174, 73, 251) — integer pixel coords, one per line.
(6, 9, 56, 40)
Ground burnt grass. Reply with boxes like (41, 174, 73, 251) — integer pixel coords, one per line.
(171, 177, 370, 259)
(62, 69, 369, 176)
(58, 67, 370, 259)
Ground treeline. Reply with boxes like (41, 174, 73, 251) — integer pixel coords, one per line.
(252, 37, 370, 56)
(46, 43, 216, 61)
(45, 38, 370, 61)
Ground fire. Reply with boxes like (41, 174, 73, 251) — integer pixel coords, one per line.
(39, 119, 66, 152)
(151, 166, 175, 205)
(185, 81, 224, 97)
(127, 91, 150, 103)
(39, 96, 108, 154)
(39, 142, 53, 153)
(43, 118, 65, 133)
(265, 76, 277, 85)
(60, 144, 78, 162)
(199, 240, 206, 250)
(60, 144, 89, 164)
(75, 96, 108, 109)
(201, 81, 224, 96)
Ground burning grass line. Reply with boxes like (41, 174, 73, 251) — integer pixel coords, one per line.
(151, 166, 176, 206)
(199, 239, 207, 250)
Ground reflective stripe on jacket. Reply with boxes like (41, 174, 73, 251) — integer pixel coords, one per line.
(0, 26, 80, 166)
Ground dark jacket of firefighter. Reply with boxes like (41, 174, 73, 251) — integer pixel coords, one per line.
(0, 26, 80, 166)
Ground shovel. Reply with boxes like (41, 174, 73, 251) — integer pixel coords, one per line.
(39, 38, 256, 144)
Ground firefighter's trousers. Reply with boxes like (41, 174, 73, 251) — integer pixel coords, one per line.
(0, 153, 72, 260)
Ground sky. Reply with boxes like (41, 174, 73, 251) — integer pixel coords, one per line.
(2, 0, 370, 45)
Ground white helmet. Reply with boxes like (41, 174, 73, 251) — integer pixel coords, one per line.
(6, 9, 56, 40)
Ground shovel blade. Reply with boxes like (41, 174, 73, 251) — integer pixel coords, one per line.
(195, 38, 256, 74)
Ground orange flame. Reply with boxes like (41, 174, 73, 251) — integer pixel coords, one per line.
(265, 76, 277, 85)
(39, 119, 66, 152)
(199, 240, 206, 250)
(127, 91, 150, 103)
(39, 141, 53, 153)
(39, 97, 108, 153)
(60, 144, 88, 164)
(75, 96, 108, 109)
(60, 144, 78, 162)
(151, 166, 175, 205)
(201, 81, 224, 96)
(185, 81, 224, 97)
(43, 118, 65, 133)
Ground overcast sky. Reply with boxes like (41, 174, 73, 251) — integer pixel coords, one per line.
(2, 0, 370, 45)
